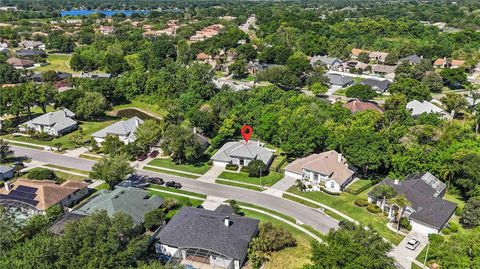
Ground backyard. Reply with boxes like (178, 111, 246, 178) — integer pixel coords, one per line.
(33, 54, 77, 74)
(218, 170, 283, 186)
(286, 183, 404, 245)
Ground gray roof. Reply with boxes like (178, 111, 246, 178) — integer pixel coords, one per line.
(16, 49, 45, 57)
(400, 55, 423, 64)
(211, 140, 274, 165)
(359, 78, 391, 92)
(48, 212, 86, 235)
(0, 165, 14, 174)
(158, 206, 259, 262)
(327, 74, 354, 87)
(74, 187, 163, 225)
(23, 109, 77, 132)
(310, 56, 340, 66)
(368, 172, 456, 229)
(92, 117, 144, 140)
(406, 100, 451, 119)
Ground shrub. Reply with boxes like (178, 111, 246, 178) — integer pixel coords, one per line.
(225, 164, 239, 171)
(455, 206, 463, 216)
(144, 208, 165, 231)
(354, 198, 369, 207)
(229, 200, 243, 215)
(399, 217, 412, 230)
(162, 198, 180, 212)
(428, 233, 445, 243)
(240, 166, 250, 173)
(33, 132, 54, 141)
(448, 222, 459, 233)
(441, 227, 452, 235)
(320, 186, 340, 196)
(247, 160, 267, 177)
(367, 204, 382, 214)
(27, 168, 57, 181)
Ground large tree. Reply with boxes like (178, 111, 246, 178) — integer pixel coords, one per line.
(134, 119, 163, 151)
(90, 153, 134, 190)
(75, 91, 108, 120)
(160, 125, 203, 163)
(345, 84, 378, 101)
(304, 223, 395, 269)
(0, 139, 13, 163)
(460, 197, 480, 228)
(440, 93, 469, 117)
(388, 78, 431, 101)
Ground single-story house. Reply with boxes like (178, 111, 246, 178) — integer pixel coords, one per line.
(359, 78, 391, 93)
(351, 48, 370, 59)
(16, 49, 46, 58)
(31, 71, 72, 83)
(210, 140, 274, 168)
(6, 57, 35, 69)
(155, 206, 259, 269)
(310, 56, 341, 69)
(369, 51, 389, 63)
(0, 179, 88, 214)
(367, 172, 456, 235)
(399, 55, 423, 65)
(343, 99, 384, 114)
(0, 165, 14, 181)
(327, 74, 354, 88)
(196, 52, 212, 61)
(338, 60, 369, 73)
(19, 40, 45, 50)
(434, 58, 465, 69)
(285, 150, 356, 193)
(92, 117, 144, 144)
(79, 72, 112, 79)
(371, 64, 397, 77)
(246, 61, 278, 75)
(406, 100, 453, 120)
(99, 25, 115, 35)
(19, 108, 77, 137)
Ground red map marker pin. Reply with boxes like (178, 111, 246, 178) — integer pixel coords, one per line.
(241, 125, 253, 143)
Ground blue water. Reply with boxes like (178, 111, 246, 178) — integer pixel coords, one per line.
(60, 10, 150, 17)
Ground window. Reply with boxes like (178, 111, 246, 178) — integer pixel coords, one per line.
(330, 182, 335, 189)
(239, 159, 245, 166)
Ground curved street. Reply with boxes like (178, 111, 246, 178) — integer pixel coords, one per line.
(11, 146, 339, 234)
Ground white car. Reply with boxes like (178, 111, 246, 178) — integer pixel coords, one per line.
(406, 238, 420, 250)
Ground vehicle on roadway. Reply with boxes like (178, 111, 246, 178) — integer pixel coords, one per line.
(166, 181, 182, 189)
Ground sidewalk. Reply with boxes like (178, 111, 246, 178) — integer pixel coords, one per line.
(63, 147, 88, 157)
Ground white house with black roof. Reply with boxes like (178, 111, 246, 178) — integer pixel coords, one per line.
(368, 172, 456, 235)
(155, 206, 259, 269)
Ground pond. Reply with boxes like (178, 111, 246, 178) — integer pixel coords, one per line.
(114, 108, 159, 121)
(60, 9, 150, 17)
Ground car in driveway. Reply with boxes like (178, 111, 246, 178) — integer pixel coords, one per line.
(406, 238, 420, 250)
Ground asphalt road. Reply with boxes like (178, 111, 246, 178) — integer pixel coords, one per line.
(12, 146, 338, 234)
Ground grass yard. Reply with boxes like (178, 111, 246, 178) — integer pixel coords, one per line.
(218, 171, 283, 186)
(233, 200, 297, 224)
(33, 54, 77, 74)
(110, 98, 167, 118)
(287, 186, 404, 245)
(6, 141, 44, 150)
(241, 209, 313, 269)
(94, 183, 109, 191)
(148, 184, 207, 199)
(215, 179, 263, 191)
(79, 154, 103, 161)
(54, 171, 87, 182)
(42, 164, 88, 175)
(142, 166, 200, 179)
(2, 119, 118, 150)
(239, 75, 256, 82)
(147, 158, 211, 175)
(345, 179, 374, 193)
(282, 193, 350, 222)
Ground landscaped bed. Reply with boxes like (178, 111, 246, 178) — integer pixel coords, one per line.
(218, 171, 283, 186)
(286, 186, 404, 245)
(147, 158, 211, 175)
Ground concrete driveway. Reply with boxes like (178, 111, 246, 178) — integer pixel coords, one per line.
(389, 230, 428, 269)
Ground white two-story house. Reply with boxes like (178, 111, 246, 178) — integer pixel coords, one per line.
(285, 150, 356, 193)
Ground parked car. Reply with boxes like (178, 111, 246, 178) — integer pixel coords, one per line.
(83, 178, 93, 184)
(148, 177, 164, 185)
(136, 154, 148, 161)
(406, 238, 420, 250)
(166, 181, 182, 189)
(149, 150, 159, 158)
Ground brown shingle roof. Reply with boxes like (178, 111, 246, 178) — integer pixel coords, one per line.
(343, 99, 384, 113)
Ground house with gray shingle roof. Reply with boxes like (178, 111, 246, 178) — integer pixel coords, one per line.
(310, 56, 341, 69)
(92, 116, 144, 144)
(0, 165, 14, 181)
(155, 206, 259, 269)
(211, 140, 274, 168)
(368, 172, 456, 235)
(327, 74, 354, 87)
(19, 109, 77, 136)
(406, 100, 452, 120)
(399, 55, 423, 65)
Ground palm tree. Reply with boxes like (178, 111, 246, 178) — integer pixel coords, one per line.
(370, 184, 397, 214)
(390, 194, 412, 234)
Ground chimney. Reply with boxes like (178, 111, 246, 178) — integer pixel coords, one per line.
(224, 216, 231, 227)
(193, 127, 197, 134)
(257, 140, 260, 147)
(4, 182, 10, 191)
(394, 179, 399, 185)
(337, 153, 342, 163)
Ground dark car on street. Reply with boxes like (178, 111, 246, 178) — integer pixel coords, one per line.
(148, 177, 165, 185)
(166, 181, 182, 189)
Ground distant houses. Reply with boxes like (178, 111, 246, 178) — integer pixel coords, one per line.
(6, 57, 35, 69)
(285, 150, 356, 193)
(406, 100, 452, 120)
(211, 140, 274, 168)
(92, 117, 144, 144)
(433, 58, 465, 69)
(19, 40, 45, 50)
(190, 24, 224, 42)
(19, 109, 78, 137)
(155, 206, 259, 269)
(310, 55, 341, 70)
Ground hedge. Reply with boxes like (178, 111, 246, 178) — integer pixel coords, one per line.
(428, 233, 444, 243)
(367, 204, 382, 214)
(225, 164, 239, 171)
(27, 168, 57, 181)
(354, 198, 369, 207)
(448, 222, 459, 233)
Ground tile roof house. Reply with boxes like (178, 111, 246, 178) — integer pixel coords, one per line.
(6, 57, 35, 69)
(211, 140, 274, 168)
(351, 48, 370, 58)
(359, 78, 391, 93)
(0, 165, 14, 181)
(196, 52, 212, 61)
(285, 150, 356, 193)
(371, 64, 397, 77)
(434, 58, 465, 69)
(0, 179, 88, 212)
(406, 100, 452, 120)
(368, 172, 456, 235)
(92, 117, 144, 144)
(155, 206, 259, 269)
(343, 99, 384, 114)
(19, 109, 77, 137)
(327, 74, 354, 87)
(369, 51, 389, 63)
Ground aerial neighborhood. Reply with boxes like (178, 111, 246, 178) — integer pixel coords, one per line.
(0, 1, 480, 269)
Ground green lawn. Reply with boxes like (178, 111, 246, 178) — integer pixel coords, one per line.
(282, 193, 351, 223)
(218, 171, 283, 186)
(147, 158, 211, 175)
(33, 54, 77, 74)
(2, 119, 118, 150)
(287, 186, 404, 245)
(6, 141, 44, 150)
(148, 184, 207, 199)
(239, 74, 256, 82)
(42, 164, 88, 175)
(94, 183, 109, 191)
(233, 200, 297, 224)
(215, 179, 263, 191)
(346, 179, 373, 193)
(142, 166, 200, 179)
(110, 98, 167, 118)
(79, 154, 103, 161)
(54, 171, 87, 182)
